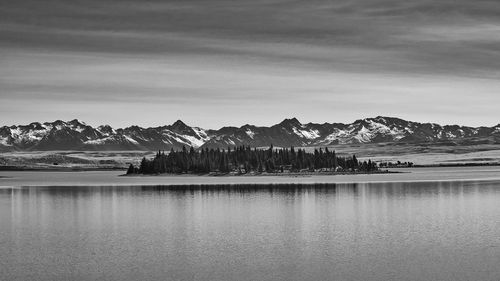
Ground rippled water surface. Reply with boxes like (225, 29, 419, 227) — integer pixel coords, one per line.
(1, 178, 500, 280)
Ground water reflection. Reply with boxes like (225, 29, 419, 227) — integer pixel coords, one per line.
(2, 180, 496, 201)
(1, 181, 500, 281)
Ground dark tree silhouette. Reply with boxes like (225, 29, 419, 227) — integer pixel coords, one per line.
(129, 145, 378, 175)
(126, 163, 135, 174)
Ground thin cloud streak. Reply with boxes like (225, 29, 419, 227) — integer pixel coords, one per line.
(1, 0, 500, 128)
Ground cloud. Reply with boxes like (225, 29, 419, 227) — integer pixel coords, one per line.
(1, 0, 500, 127)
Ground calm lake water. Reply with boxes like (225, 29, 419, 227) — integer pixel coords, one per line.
(1, 169, 500, 280)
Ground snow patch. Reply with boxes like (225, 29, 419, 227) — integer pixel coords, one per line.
(192, 127, 209, 139)
(0, 137, 12, 146)
(9, 127, 50, 143)
(84, 138, 109, 145)
(73, 126, 85, 133)
(354, 126, 373, 142)
(292, 127, 320, 139)
(405, 127, 414, 134)
(180, 135, 205, 148)
(446, 132, 457, 139)
(367, 120, 406, 140)
(124, 135, 139, 144)
(319, 129, 350, 144)
(97, 127, 116, 136)
(246, 129, 255, 139)
(161, 129, 204, 147)
(191, 127, 211, 144)
(9, 128, 21, 138)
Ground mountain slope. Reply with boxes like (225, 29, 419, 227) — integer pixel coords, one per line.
(1, 117, 499, 151)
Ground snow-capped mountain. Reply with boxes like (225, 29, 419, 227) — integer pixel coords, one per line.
(0, 119, 210, 151)
(1, 117, 499, 151)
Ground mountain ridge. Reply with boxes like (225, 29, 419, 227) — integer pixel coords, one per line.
(1, 117, 499, 151)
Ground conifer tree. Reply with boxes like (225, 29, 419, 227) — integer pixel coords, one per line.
(131, 145, 378, 175)
(126, 163, 135, 174)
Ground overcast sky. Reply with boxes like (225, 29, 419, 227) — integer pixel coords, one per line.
(1, 0, 500, 128)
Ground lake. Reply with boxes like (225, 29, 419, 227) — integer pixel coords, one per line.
(1, 168, 500, 280)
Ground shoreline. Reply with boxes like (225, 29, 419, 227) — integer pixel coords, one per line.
(0, 166, 126, 172)
(2, 166, 500, 187)
(2, 161, 499, 172)
(121, 170, 402, 178)
(412, 163, 500, 168)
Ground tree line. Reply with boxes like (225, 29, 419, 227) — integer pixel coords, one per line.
(127, 145, 378, 175)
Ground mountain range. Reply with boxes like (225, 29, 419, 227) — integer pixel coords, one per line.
(1, 117, 499, 151)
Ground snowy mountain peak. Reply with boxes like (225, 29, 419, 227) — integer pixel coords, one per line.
(1, 117, 499, 151)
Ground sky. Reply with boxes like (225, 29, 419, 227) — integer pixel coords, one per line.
(1, 0, 500, 129)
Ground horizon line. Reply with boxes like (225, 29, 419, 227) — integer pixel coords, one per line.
(2, 115, 499, 130)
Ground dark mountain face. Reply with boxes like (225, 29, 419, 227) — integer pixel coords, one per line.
(168, 120, 194, 135)
(0, 117, 499, 151)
